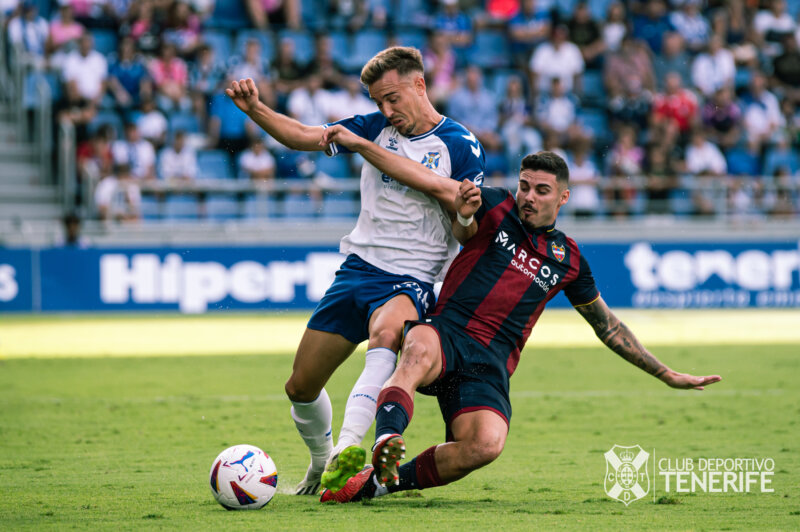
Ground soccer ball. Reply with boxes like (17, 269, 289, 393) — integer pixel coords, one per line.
(209, 444, 278, 510)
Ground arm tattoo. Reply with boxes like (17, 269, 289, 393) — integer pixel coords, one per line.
(576, 300, 668, 378)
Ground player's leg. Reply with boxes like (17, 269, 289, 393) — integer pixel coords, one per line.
(286, 328, 357, 495)
(323, 294, 418, 492)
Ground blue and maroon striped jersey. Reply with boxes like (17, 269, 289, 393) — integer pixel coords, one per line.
(433, 186, 600, 376)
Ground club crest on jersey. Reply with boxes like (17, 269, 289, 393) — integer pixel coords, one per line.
(551, 242, 566, 262)
(420, 152, 441, 170)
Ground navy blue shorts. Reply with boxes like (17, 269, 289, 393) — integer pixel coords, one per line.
(307, 254, 435, 345)
(409, 315, 512, 438)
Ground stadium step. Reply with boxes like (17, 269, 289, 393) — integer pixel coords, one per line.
(0, 184, 59, 202)
(0, 161, 43, 185)
(0, 201, 63, 221)
(0, 142, 38, 162)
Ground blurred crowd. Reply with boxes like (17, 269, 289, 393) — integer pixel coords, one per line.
(3, 0, 800, 223)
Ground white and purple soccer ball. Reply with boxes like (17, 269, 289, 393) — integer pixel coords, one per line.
(209, 444, 278, 510)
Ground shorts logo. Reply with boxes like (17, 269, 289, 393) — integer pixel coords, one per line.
(604, 445, 650, 506)
(420, 152, 441, 170)
(551, 243, 565, 262)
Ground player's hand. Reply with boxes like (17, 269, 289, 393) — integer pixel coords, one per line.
(225, 78, 260, 114)
(319, 124, 366, 152)
(455, 179, 481, 219)
(661, 370, 722, 391)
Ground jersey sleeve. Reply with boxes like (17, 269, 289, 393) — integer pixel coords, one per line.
(446, 129, 486, 185)
(564, 254, 600, 307)
(324, 112, 388, 156)
(474, 186, 512, 224)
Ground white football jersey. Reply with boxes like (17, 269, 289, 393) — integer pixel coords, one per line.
(325, 113, 485, 284)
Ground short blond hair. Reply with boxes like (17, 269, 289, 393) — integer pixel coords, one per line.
(360, 46, 425, 86)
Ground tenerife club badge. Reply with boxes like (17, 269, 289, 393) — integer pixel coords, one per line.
(604, 445, 650, 505)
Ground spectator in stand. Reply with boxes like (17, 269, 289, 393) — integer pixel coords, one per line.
(162, 0, 202, 59)
(108, 36, 153, 110)
(287, 73, 338, 125)
(604, 36, 656, 99)
(753, 0, 796, 57)
(208, 75, 260, 154)
(668, 0, 709, 53)
(644, 145, 676, 215)
(601, 1, 627, 54)
(7, 1, 48, 68)
(508, 0, 551, 68)
(632, 0, 673, 54)
(244, 0, 301, 30)
(229, 38, 276, 109)
(771, 34, 800, 104)
(432, 0, 473, 64)
(447, 65, 503, 152)
(304, 34, 345, 90)
(691, 34, 736, 98)
(712, 0, 748, 47)
(329, 76, 378, 121)
(46, 4, 84, 66)
(701, 86, 742, 150)
(567, 1, 605, 69)
(605, 125, 643, 217)
(499, 74, 542, 172)
(125, 0, 162, 55)
(189, 43, 225, 97)
(150, 41, 190, 112)
(536, 77, 581, 147)
(769, 167, 798, 218)
(566, 138, 601, 217)
(76, 124, 115, 203)
(763, 134, 800, 177)
(60, 33, 108, 135)
(779, 98, 800, 145)
(484, 0, 521, 24)
(58, 212, 90, 248)
(422, 31, 457, 111)
(741, 71, 784, 153)
(685, 128, 727, 177)
(136, 96, 168, 148)
(239, 137, 276, 181)
(651, 71, 698, 149)
(653, 32, 691, 90)
(607, 75, 652, 134)
(328, 0, 385, 32)
(64, 0, 116, 29)
(112, 121, 157, 181)
(272, 37, 308, 101)
(95, 163, 141, 222)
(158, 130, 198, 182)
(529, 24, 584, 97)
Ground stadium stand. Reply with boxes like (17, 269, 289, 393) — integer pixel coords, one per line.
(1, 0, 800, 247)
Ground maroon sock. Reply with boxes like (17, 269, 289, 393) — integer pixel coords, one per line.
(375, 386, 414, 436)
(415, 445, 445, 489)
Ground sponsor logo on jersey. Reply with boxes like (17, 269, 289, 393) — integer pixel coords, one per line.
(494, 231, 560, 291)
(551, 242, 565, 262)
(420, 152, 441, 169)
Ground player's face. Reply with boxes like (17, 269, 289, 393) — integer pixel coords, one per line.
(516, 169, 570, 230)
(368, 70, 424, 136)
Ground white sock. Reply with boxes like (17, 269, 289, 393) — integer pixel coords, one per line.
(291, 388, 333, 474)
(335, 347, 397, 452)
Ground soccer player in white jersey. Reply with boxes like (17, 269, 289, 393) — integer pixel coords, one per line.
(225, 47, 486, 495)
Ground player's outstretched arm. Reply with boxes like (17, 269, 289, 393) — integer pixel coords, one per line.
(225, 78, 325, 152)
(452, 179, 480, 244)
(574, 296, 722, 390)
(321, 124, 461, 212)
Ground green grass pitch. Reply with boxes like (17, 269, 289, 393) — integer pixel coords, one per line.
(1, 311, 799, 531)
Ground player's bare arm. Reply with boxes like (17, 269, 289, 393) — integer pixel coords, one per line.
(452, 179, 481, 244)
(226, 78, 325, 151)
(575, 296, 722, 390)
(321, 124, 461, 212)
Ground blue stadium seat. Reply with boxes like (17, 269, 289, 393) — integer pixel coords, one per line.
(488, 70, 520, 103)
(316, 155, 352, 179)
(577, 109, 610, 143)
(301, 0, 326, 31)
(140, 195, 162, 221)
(279, 30, 315, 66)
(327, 31, 350, 58)
(234, 29, 276, 63)
(394, 29, 426, 50)
(202, 30, 233, 68)
(284, 193, 319, 218)
(392, 0, 427, 29)
(207, 0, 251, 30)
(763, 148, 800, 177)
(168, 112, 201, 135)
(582, 69, 606, 108)
(726, 148, 761, 176)
(23, 71, 62, 109)
(469, 30, 511, 69)
(205, 194, 241, 220)
(243, 193, 281, 218)
(164, 195, 201, 220)
(87, 110, 124, 138)
(321, 193, 360, 219)
(734, 68, 752, 91)
(669, 179, 695, 216)
(197, 150, 234, 180)
(346, 30, 388, 71)
(91, 29, 118, 55)
(588, 0, 615, 20)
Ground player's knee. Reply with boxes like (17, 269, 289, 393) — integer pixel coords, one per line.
(397, 337, 436, 372)
(368, 326, 402, 352)
(462, 436, 505, 470)
(284, 375, 319, 403)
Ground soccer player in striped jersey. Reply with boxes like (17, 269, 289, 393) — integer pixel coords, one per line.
(317, 151, 722, 503)
(225, 47, 485, 495)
